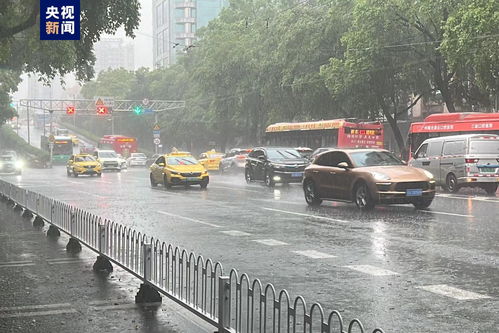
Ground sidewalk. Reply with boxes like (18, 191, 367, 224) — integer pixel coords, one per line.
(0, 201, 212, 333)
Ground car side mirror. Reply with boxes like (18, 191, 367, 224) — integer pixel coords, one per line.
(337, 162, 350, 169)
(158, 163, 165, 167)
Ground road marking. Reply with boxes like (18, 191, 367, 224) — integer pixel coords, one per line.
(419, 210, 473, 218)
(252, 239, 289, 246)
(0, 309, 78, 318)
(293, 250, 336, 259)
(46, 258, 94, 265)
(93, 303, 138, 311)
(417, 285, 492, 300)
(0, 303, 72, 312)
(262, 207, 349, 223)
(250, 198, 303, 206)
(157, 211, 221, 228)
(0, 260, 35, 268)
(210, 185, 261, 193)
(344, 265, 399, 276)
(436, 194, 499, 203)
(220, 230, 251, 236)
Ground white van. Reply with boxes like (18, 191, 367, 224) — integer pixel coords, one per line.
(409, 134, 499, 194)
(93, 150, 121, 171)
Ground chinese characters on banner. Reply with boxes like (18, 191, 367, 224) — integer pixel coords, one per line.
(40, 0, 80, 40)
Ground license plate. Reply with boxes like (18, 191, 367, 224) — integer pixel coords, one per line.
(291, 172, 303, 177)
(480, 167, 495, 173)
(406, 189, 423, 197)
(186, 177, 199, 181)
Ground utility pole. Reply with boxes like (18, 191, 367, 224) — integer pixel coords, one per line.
(26, 101, 31, 145)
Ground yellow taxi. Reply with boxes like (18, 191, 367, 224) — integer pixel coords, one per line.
(198, 149, 225, 171)
(66, 154, 102, 177)
(149, 151, 209, 189)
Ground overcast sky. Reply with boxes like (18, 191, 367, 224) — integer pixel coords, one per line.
(123, 0, 153, 69)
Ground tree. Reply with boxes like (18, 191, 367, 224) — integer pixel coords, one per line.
(0, 0, 141, 124)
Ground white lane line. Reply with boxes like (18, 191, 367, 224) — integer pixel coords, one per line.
(0, 309, 78, 318)
(250, 198, 303, 206)
(46, 258, 94, 265)
(417, 285, 492, 300)
(262, 207, 349, 223)
(0, 261, 35, 268)
(436, 194, 499, 203)
(0, 303, 72, 312)
(66, 181, 83, 185)
(210, 185, 261, 193)
(0, 260, 34, 265)
(93, 303, 138, 311)
(344, 265, 399, 276)
(157, 211, 221, 228)
(252, 239, 289, 246)
(419, 210, 473, 218)
(220, 230, 251, 236)
(293, 250, 336, 259)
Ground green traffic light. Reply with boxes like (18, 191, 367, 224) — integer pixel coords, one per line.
(133, 105, 143, 115)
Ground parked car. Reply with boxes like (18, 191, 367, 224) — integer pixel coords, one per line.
(409, 134, 499, 194)
(220, 148, 251, 173)
(93, 150, 121, 171)
(127, 153, 147, 167)
(295, 147, 313, 160)
(245, 147, 309, 186)
(303, 149, 436, 210)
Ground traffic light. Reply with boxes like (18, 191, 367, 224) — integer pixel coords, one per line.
(133, 105, 143, 115)
(66, 106, 75, 115)
(96, 106, 108, 115)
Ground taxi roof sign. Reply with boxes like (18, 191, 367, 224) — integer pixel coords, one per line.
(167, 151, 192, 157)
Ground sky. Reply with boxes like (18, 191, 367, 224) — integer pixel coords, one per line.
(126, 0, 153, 69)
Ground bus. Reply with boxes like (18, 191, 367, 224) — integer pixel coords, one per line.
(98, 135, 138, 157)
(265, 119, 384, 150)
(407, 112, 499, 158)
(41, 135, 74, 164)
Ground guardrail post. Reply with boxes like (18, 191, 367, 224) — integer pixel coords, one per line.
(217, 276, 230, 333)
(66, 210, 82, 253)
(135, 243, 162, 304)
(93, 223, 113, 274)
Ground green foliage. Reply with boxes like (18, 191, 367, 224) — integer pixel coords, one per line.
(0, 125, 49, 165)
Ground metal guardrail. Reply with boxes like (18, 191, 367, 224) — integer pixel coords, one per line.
(0, 179, 385, 333)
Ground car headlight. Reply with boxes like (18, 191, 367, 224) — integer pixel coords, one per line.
(369, 171, 391, 181)
(422, 170, 434, 180)
(270, 163, 286, 169)
(15, 160, 24, 169)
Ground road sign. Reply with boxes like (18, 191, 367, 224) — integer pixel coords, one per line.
(95, 98, 104, 106)
(153, 134, 160, 139)
(48, 134, 55, 143)
(144, 108, 154, 114)
(142, 98, 150, 106)
(154, 138, 161, 145)
(153, 124, 160, 131)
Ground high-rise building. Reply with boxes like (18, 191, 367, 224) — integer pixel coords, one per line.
(153, 0, 228, 68)
(94, 38, 135, 74)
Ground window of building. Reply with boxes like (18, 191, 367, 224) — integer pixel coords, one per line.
(176, 23, 185, 33)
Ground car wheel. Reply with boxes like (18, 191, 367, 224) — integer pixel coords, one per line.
(73, 169, 78, 177)
(264, 171, 275, 187)
(245, 168, 253, 184)
(412, 198, 433, 209)
(150, 173, 157, 187)
(303, 180, 322, 206)
(445, 174, 459, 193)
(219, 163, 224, 174)
(97, 173, 102, 177)
(67, 169, 71, 176)
(354, 182, 374, 210)
(200, 178, 209, 189)
(163, 175, 172, 189)
(482, 183, 498, 195)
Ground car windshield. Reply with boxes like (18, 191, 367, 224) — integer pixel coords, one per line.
(132, 153, 146, 158)
(75, 156, 96, 162)
(350, 151, 404, 167)
(266, 149, 302, 160)
(468, 140, 499, 155)
(167, 157, 198, 165)
(99, 152, 117, 158)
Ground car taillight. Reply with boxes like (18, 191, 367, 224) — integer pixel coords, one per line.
(236, 155, 246, 160)
(465, 158, 479, 163)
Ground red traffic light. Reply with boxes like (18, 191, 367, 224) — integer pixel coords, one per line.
(96, 106, 108, 115)
(66, 106, 75, 115)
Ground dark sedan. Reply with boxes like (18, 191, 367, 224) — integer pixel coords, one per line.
(245, 147, 309, 186)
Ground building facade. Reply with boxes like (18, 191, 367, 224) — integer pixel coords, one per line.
(152, 0, 228, 67)
(94, 38, 135, 74)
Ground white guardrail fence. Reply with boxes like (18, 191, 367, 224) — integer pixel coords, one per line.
(0, 179, 385, 333)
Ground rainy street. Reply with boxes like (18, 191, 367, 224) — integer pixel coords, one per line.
(3, 166, 498, 333)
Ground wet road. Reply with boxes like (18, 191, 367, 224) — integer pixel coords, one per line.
(2, 167, 498, 332)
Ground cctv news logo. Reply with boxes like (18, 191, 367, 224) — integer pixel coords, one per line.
(40, 0, 80, 40)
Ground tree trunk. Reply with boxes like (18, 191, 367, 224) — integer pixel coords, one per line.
(383, 108, 407, 159)
(434, 55, 456, 113)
